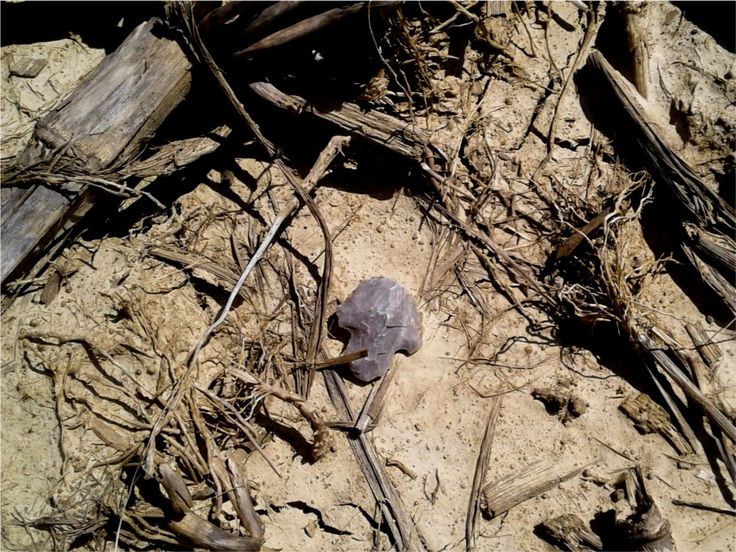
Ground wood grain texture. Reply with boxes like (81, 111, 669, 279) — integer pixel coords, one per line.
(481, 459, 593, 518)
(35, 19, 191, 171)
(2, 19, 191, 285)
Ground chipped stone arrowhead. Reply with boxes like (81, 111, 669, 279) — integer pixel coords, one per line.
(335, 277, 422, 383)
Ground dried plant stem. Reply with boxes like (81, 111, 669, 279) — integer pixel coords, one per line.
(142, 3, 352, 476)
(535, 4, 600, 177)
(233, 3, 376, 57)
(465, 397, 502, 552)
(195, 386, 280, 476)
(6, 172, 166, 210)
(210, 455, 263, 539)
(638, 332, 736, 442)
(323, 369, 425, 551)
(229, 367, 329, 461)
(672, 499, 736, 516)
(159, 462, 262, 551)
(423, 167, 554, 305)
(481, 458, 596, 519)
(589, 50, 735, 232)
(354, 361, 399, 433)
(176, 1, 349, 395)
(289, 137, 352, 396)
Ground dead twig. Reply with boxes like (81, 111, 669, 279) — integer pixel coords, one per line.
(228, 367, 330, 461)
(195, 386, 280, 476)
(162, 490, 262, 550)
(142, 4, 351, 476)
(286, 136, 351, 397)
(536, 4, 600, 174)
(147, 246, 242, 288)
(671, 499, 736, 516)
(322, 368, 425, 551)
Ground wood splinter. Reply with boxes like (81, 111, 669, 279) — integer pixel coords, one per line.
(481, 458, 597, 519)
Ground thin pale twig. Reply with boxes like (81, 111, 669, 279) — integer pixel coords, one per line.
(465, 397, 502, 552)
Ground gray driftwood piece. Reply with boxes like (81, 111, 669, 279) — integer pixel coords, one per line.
(1, 19, 191, 284)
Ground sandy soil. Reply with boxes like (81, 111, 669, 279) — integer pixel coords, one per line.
(2, 2, 735, 551)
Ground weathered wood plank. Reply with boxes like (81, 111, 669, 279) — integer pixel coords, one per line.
(2, 19, 191, 285)
(35, 19, 191, 171)
(1, 186, 77, 283)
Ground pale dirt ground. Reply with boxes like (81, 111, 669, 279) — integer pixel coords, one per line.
(2, 3, 735, 551)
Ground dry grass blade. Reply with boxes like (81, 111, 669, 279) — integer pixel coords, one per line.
(195, 386, 280, 476)
(4, 172, 165, 209)
(313, 349, 368, 370)
(465, 396, 502, 552)
(166, 513, 262, 551)
(540, 5, 600, 160)
(228, 367, 330, 461)
(323, 369, 425, 551)
(142, 2, 350, 475)
(641, 350, 701, 455)
(284, 135, 352, 397)
(148, 246, 241, 287)
(354, 361, 399, 433)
